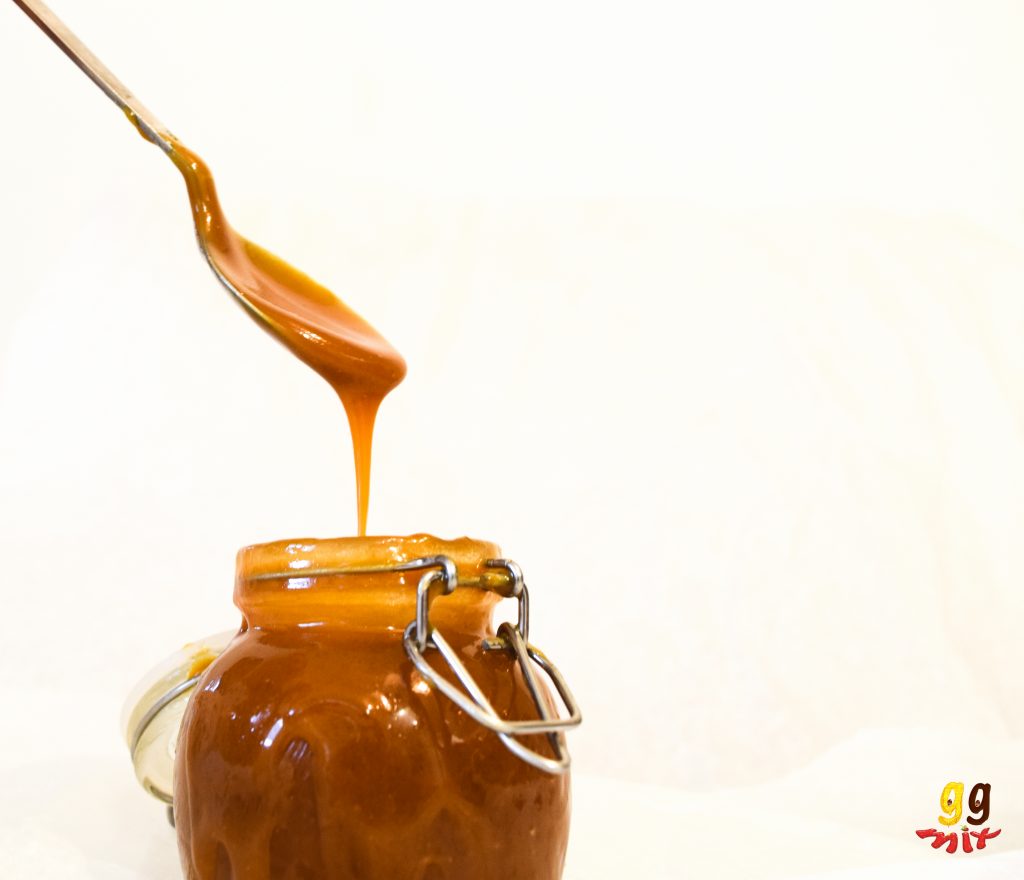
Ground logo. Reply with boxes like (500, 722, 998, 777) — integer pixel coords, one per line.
(915, 782, 1000, 854)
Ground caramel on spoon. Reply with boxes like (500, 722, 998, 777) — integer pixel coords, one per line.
(14, 0, 406, 536)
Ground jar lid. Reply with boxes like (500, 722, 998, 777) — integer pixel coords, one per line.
(121, 630, 236, 804)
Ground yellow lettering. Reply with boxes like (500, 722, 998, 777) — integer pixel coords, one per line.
(939, 782, 964, 826)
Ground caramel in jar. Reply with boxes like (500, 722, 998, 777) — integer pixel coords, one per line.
(174, 535, 571, 879)
(12, 7, 578, 877)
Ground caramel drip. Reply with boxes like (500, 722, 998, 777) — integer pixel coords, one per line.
(164, 139, 405, 535)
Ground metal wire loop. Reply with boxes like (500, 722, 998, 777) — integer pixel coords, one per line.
(402, 556, 582, 775)
(485, 558, 528, 640)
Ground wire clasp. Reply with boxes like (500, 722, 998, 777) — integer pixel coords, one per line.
(401, 556, 582, 774)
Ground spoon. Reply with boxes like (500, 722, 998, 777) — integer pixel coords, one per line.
(13, 0, 407, 537)
(13, 0, 173, 151)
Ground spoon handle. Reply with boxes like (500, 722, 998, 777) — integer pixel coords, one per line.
(13, 0, 173, 152)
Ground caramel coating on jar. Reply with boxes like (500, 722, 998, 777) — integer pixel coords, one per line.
(173, 537, 570, 880)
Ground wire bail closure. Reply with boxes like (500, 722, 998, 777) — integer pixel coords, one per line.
(128, 554, 582, 801)
(401, 556, 582, 775)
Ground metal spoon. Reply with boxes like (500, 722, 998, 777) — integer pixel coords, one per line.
(13, 0, 174, 153)
(13, 0, 409, 540)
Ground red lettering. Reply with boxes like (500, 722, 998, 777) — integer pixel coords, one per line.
(969, 828, 1001, 850)
(916, 829, 957, 852)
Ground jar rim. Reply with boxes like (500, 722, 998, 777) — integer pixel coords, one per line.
(236, 534, 502, 583)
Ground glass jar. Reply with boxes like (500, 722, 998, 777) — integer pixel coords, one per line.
(146, 534, 578, 879)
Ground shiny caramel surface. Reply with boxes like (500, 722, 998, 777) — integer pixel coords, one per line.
(144, 121, 568, 879)
(165, 140, 406, 536)
(174, 537, 570, 879)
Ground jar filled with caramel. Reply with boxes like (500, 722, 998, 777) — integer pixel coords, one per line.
(128, 534, 580, 880)
(13, 5, 582, 877)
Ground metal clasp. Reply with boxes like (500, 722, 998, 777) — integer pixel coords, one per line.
(401, 557, 582, 775)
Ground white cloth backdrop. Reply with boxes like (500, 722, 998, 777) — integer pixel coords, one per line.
(1, 0, 1023, 876)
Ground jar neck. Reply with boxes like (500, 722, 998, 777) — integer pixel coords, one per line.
(235, 535, 504, 634)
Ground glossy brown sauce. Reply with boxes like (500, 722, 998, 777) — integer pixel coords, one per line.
(174, 536, 570, 879)
(164, 138, 406, 535)
(16, 7, 570, 875)
(124, 122, 567, 880)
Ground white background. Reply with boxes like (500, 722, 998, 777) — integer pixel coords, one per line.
(2, 0, 1024, 876)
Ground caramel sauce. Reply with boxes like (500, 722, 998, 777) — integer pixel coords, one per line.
(14, 7, 572, 876)
(164, 138, 406, 536)
(185, 646, 218, 680)
(138, 132, 571, 880)
(174, 537, 570, 879)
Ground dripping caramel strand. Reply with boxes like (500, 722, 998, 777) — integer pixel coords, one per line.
(163, 136, 406, 536)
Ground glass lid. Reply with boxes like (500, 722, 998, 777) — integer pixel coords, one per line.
(122, 630, 236, 804)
